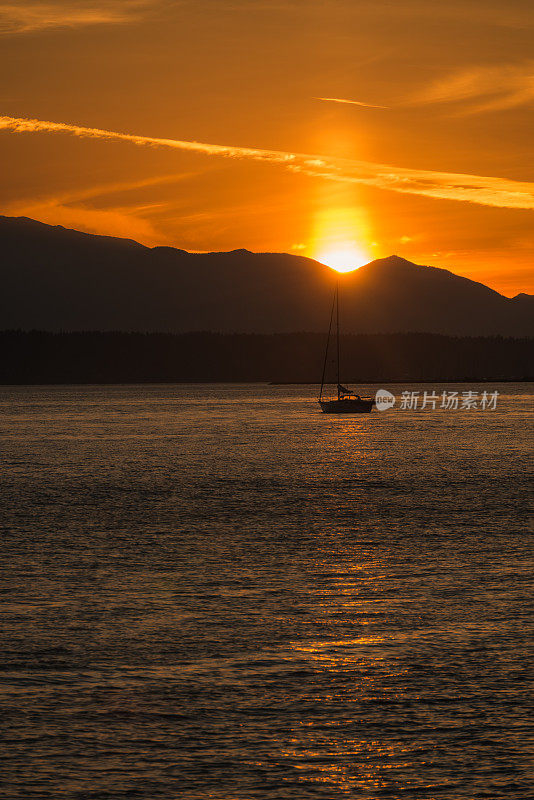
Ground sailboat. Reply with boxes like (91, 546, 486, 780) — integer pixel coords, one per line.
(318, 282, 375, 413)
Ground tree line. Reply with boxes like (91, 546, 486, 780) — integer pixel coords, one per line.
(0, 330, 532, 383)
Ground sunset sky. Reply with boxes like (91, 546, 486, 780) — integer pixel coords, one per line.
(1, 0, 533, 294)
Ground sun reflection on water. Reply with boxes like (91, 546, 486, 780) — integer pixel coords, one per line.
(278, 546, 425, 796)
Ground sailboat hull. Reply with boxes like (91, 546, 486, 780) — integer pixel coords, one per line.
(319, 398, 375, 414)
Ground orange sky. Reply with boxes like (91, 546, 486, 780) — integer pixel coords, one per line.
(1, 0, 533, 295)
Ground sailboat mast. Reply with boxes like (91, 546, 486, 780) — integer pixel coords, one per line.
(319, 287, 336, 401)
(336, 280, 340, 399)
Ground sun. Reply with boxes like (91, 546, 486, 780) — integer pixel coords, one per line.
(315, 244, 369, 273)
(310, 205, 372, 273)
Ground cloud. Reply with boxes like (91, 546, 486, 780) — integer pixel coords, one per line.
(1, 171, 203, 245)
(315, 97, 389, 110)
(412, 62, 534, 114)
(376, 0, 534, 29)
(3, 0, 531, 35)
(0, 1, 146, 34)
(202, 1, 534, 29)
(4, 198, 164, 243)
(1, 114, 534, 209)
(37, 170, 203, 205)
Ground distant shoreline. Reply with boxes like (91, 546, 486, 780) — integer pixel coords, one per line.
(1, 330, 532, 385)
(1, 379, 533, 387)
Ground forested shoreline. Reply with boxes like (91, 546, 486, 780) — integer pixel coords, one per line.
(0, 330, 532, 384)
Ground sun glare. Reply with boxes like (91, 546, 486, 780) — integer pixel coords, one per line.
(311, 205, 372, 273)
(316, 244, 369, 273)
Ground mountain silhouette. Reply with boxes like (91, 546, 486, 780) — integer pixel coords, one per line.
(1, 215, 532, 336)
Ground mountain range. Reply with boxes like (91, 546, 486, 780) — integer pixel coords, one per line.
(1, 215, 532, 337)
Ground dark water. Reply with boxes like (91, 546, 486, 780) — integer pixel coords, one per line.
(1, 383, 533, 800)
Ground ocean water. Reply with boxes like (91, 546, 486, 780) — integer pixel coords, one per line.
(1, 383, 532, 800)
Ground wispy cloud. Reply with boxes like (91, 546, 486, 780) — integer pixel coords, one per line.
(315, 96, 389, 110)
(412, 62, 534, 114)
(1, 114, 534, 209)
(0, 1, 146, 34)
(204, 1, 534, 30)
(37, 170, 203, 205)
(4, 197, 163, 243)
(374, 0, 534, 29)
(1, 171, 202, 245)
(3, 0, 531, 36)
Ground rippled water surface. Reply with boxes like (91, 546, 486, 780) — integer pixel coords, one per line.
(1, 383, 533, 799)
